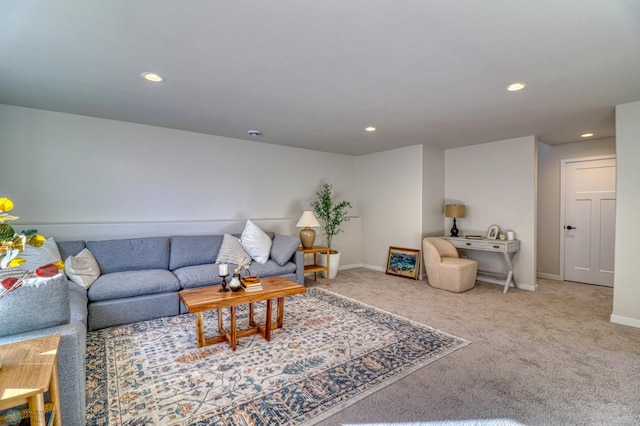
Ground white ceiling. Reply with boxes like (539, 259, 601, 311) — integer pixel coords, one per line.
(1, 1, 639, 156)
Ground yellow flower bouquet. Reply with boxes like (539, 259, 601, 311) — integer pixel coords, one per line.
(0, 197, 64, 299)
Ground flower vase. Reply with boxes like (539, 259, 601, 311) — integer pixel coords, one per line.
(229, 274, 242, 292)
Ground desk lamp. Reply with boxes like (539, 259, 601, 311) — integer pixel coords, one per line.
(445, 204, 466, 237)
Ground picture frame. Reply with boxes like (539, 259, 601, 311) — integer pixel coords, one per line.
(386, 246, 421, 280)
(486, 224, 499, 240)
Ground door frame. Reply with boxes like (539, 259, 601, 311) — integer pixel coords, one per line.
(559, 154, 616, 281)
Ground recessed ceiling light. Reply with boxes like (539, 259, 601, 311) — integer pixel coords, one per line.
(507, 82, 527, 91)
(247, 130, 262, 137)
(365, 127, 376, 132)
(141, 72, 165, 82)
(581, 133, 595, 138)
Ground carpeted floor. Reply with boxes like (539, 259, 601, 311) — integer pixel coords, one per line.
(85, 287, 469, 425)
(308, 269, 640, 426)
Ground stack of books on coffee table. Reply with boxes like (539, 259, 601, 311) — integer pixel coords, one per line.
(241, 276, 263, 292)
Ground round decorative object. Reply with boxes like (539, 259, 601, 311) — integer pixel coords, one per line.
(229, 275, 242, 292)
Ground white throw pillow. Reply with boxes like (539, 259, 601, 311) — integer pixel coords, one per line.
(18, 237, 62, 271)
(215, 234, 252, 267)
(240, 220, 272, 264)
(64, 248, 101, 289)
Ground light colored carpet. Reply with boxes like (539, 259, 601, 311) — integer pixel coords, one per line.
(307, 269, 640, 426)
(85, 287, 469, 425)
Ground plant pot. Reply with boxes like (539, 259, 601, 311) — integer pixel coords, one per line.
(317, 250, 340, 279)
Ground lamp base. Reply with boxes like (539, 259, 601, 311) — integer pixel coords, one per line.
(300, 227, 316, 249)
(450, 218, 460, 237)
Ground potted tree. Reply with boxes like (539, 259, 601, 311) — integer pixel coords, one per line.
(311, 182, 352, 279)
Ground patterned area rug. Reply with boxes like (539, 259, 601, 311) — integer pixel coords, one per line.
(86, 288, 470, 425)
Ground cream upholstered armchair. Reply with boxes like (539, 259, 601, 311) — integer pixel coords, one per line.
(422, 237, 478, 292)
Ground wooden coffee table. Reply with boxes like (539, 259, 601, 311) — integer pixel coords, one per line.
(179, 276, 306, 350)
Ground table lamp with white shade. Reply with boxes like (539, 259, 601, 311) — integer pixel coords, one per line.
(296, 211, 321, 249)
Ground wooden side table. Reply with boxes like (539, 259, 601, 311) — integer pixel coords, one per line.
(297, 246, 331, 286)
(0, 334, 62, 426)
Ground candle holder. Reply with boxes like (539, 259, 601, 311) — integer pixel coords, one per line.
(219, 274, 229, 292)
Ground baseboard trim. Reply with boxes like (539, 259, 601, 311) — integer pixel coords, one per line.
(358, 264, 385, 272)
(517, 282, 538, 291)
(610, 314, 640, 329)
(339, 263, 366, 271)
(537, 273, 562, 281)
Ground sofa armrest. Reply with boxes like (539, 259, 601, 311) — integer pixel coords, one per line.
(293, 250, 304, 284)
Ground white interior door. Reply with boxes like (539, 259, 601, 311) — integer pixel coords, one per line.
(564, 157, 616, 286)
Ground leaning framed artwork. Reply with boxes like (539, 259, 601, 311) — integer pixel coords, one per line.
(386, 246, 421, 280)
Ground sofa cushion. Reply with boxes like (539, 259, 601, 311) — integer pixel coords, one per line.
(87, 269, 180, 302)
(57, 240, 86, 261)
(19, 237, 62, 271)
(240, 220, 272, 264)
(173, 264, 224, 289)
(87, 237, 170, 274)
(0, 273, 70, 337)
(169, 235, 223, 270)
(215, 234, 252, 267)
(64, 248, 101, 289)
(270, 235, 300, 266)
(249, 259, 297, 277)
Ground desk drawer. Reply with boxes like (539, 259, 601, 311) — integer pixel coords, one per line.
(485, 242, 507, 252)
(485, 241, 518, 252)
(452, 240, 486, 250)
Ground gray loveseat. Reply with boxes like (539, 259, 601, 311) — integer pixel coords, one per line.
(0, 232, 303, 425)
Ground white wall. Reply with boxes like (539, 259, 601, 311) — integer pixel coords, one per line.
(537, 138, 616, 278)
(445, 136, 537, 289)
(0, 104, 362, 266)
(612, 101, 640, 328)
(357, 145, 424, 271)
(422, 145, 446, 237)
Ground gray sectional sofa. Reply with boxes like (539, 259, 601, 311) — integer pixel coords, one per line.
(0, 232, 303, 425)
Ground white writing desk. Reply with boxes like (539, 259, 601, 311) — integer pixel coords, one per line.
(441, 236, 520, 294)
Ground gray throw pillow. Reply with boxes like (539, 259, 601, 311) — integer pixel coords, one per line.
(215, 234, 252, 267)
(270, 235, 301, 266)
